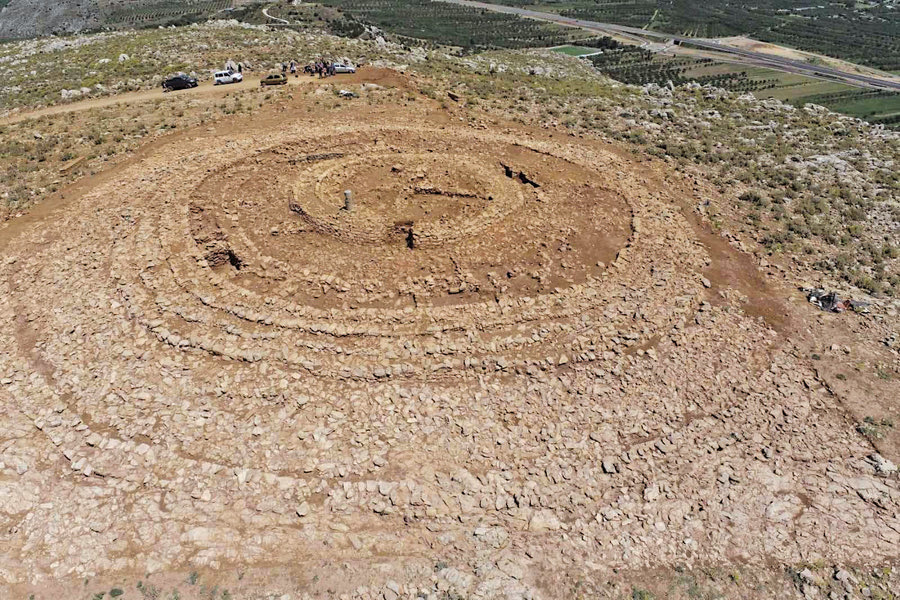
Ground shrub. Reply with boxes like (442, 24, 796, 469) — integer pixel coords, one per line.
(739, 190, 768, 207)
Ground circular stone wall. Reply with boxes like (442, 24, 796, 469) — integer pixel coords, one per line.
(2, 111, 897, 592)
(104, 124, 705, 381)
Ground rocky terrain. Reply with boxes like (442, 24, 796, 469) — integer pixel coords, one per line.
(0, 0, 232, 40)
(0, 22, 899, 600)
(0, 0, 98, 39)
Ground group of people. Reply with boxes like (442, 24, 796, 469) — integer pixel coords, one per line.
(280, 60, 340, 78)
(224, 59, 243, 74)
(311, 60, 338, 78)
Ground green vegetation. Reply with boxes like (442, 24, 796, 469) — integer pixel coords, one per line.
(315, 0, 579, 49)
(106, 0, 231, 29)
(857, 416, 894, 440)
(499, 0, 900, 71)
(513, 20, 896, 127)
(552, 45, 597, 56)
(136, 580, 162, 599)
(248, 2, 898, 126)
(565, 37, 897, 122)
(228, 1, 365, 37)
(586, 41, 780, 93)
(799, 89, 900, 127)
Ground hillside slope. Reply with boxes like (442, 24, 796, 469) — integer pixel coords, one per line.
(0, 0, 100, 39)
(0, 0, 230, 39)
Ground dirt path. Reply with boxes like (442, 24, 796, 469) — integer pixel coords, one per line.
(262, 4, 289, 24)
(0, 67, 409, 245)
(1, 73, 337, 126)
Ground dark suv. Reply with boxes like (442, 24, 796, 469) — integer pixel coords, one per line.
(162, 74, 199, 91)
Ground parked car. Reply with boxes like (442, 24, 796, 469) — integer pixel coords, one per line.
(260, 73, 287, 86)
(214, 70, 243, 85)
(333, 63, 356, 74)
(162, 74, 198, 91)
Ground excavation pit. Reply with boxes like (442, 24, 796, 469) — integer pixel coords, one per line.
(229, 129, 635, 309)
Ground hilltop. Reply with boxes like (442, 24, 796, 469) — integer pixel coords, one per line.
(0, 17, 898, 600)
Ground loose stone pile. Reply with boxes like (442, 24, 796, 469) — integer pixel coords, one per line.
(0, 107, 897, 597)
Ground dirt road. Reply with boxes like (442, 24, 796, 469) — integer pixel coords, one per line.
(262, 4, 289, 24)
(1, 74, 320, 126)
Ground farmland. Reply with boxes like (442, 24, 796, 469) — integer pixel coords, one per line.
(575, 41, 781, 94)
(808, 90, 900, 126)
(105, 0, 231, 29)
(549, 39, 900, 124)
(479, 0, 900, 72)
(314, 0, 582, 49)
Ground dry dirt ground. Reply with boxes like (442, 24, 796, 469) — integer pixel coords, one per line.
(0, 69, 898, 600)
(0, 70, 380, 127)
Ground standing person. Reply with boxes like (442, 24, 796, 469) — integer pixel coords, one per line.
(290, 60, 296, 77)
(237, 62, 243, 74)
(281, 62, 287, 76)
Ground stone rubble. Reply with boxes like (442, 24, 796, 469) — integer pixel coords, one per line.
(0, 103, 897, 599)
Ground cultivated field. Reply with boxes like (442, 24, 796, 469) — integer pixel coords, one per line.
(484, 0, 900, 71)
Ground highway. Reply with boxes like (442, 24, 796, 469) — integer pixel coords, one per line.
(436, 0, 900, 92)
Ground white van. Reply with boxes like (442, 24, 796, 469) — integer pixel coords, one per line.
(214, 71, 243, 85)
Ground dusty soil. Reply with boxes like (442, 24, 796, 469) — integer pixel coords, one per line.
(0, 70, 898, 600)
(0, 68, 399, 126)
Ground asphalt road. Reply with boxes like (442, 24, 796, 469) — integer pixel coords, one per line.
(437, 0, 900, 92)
